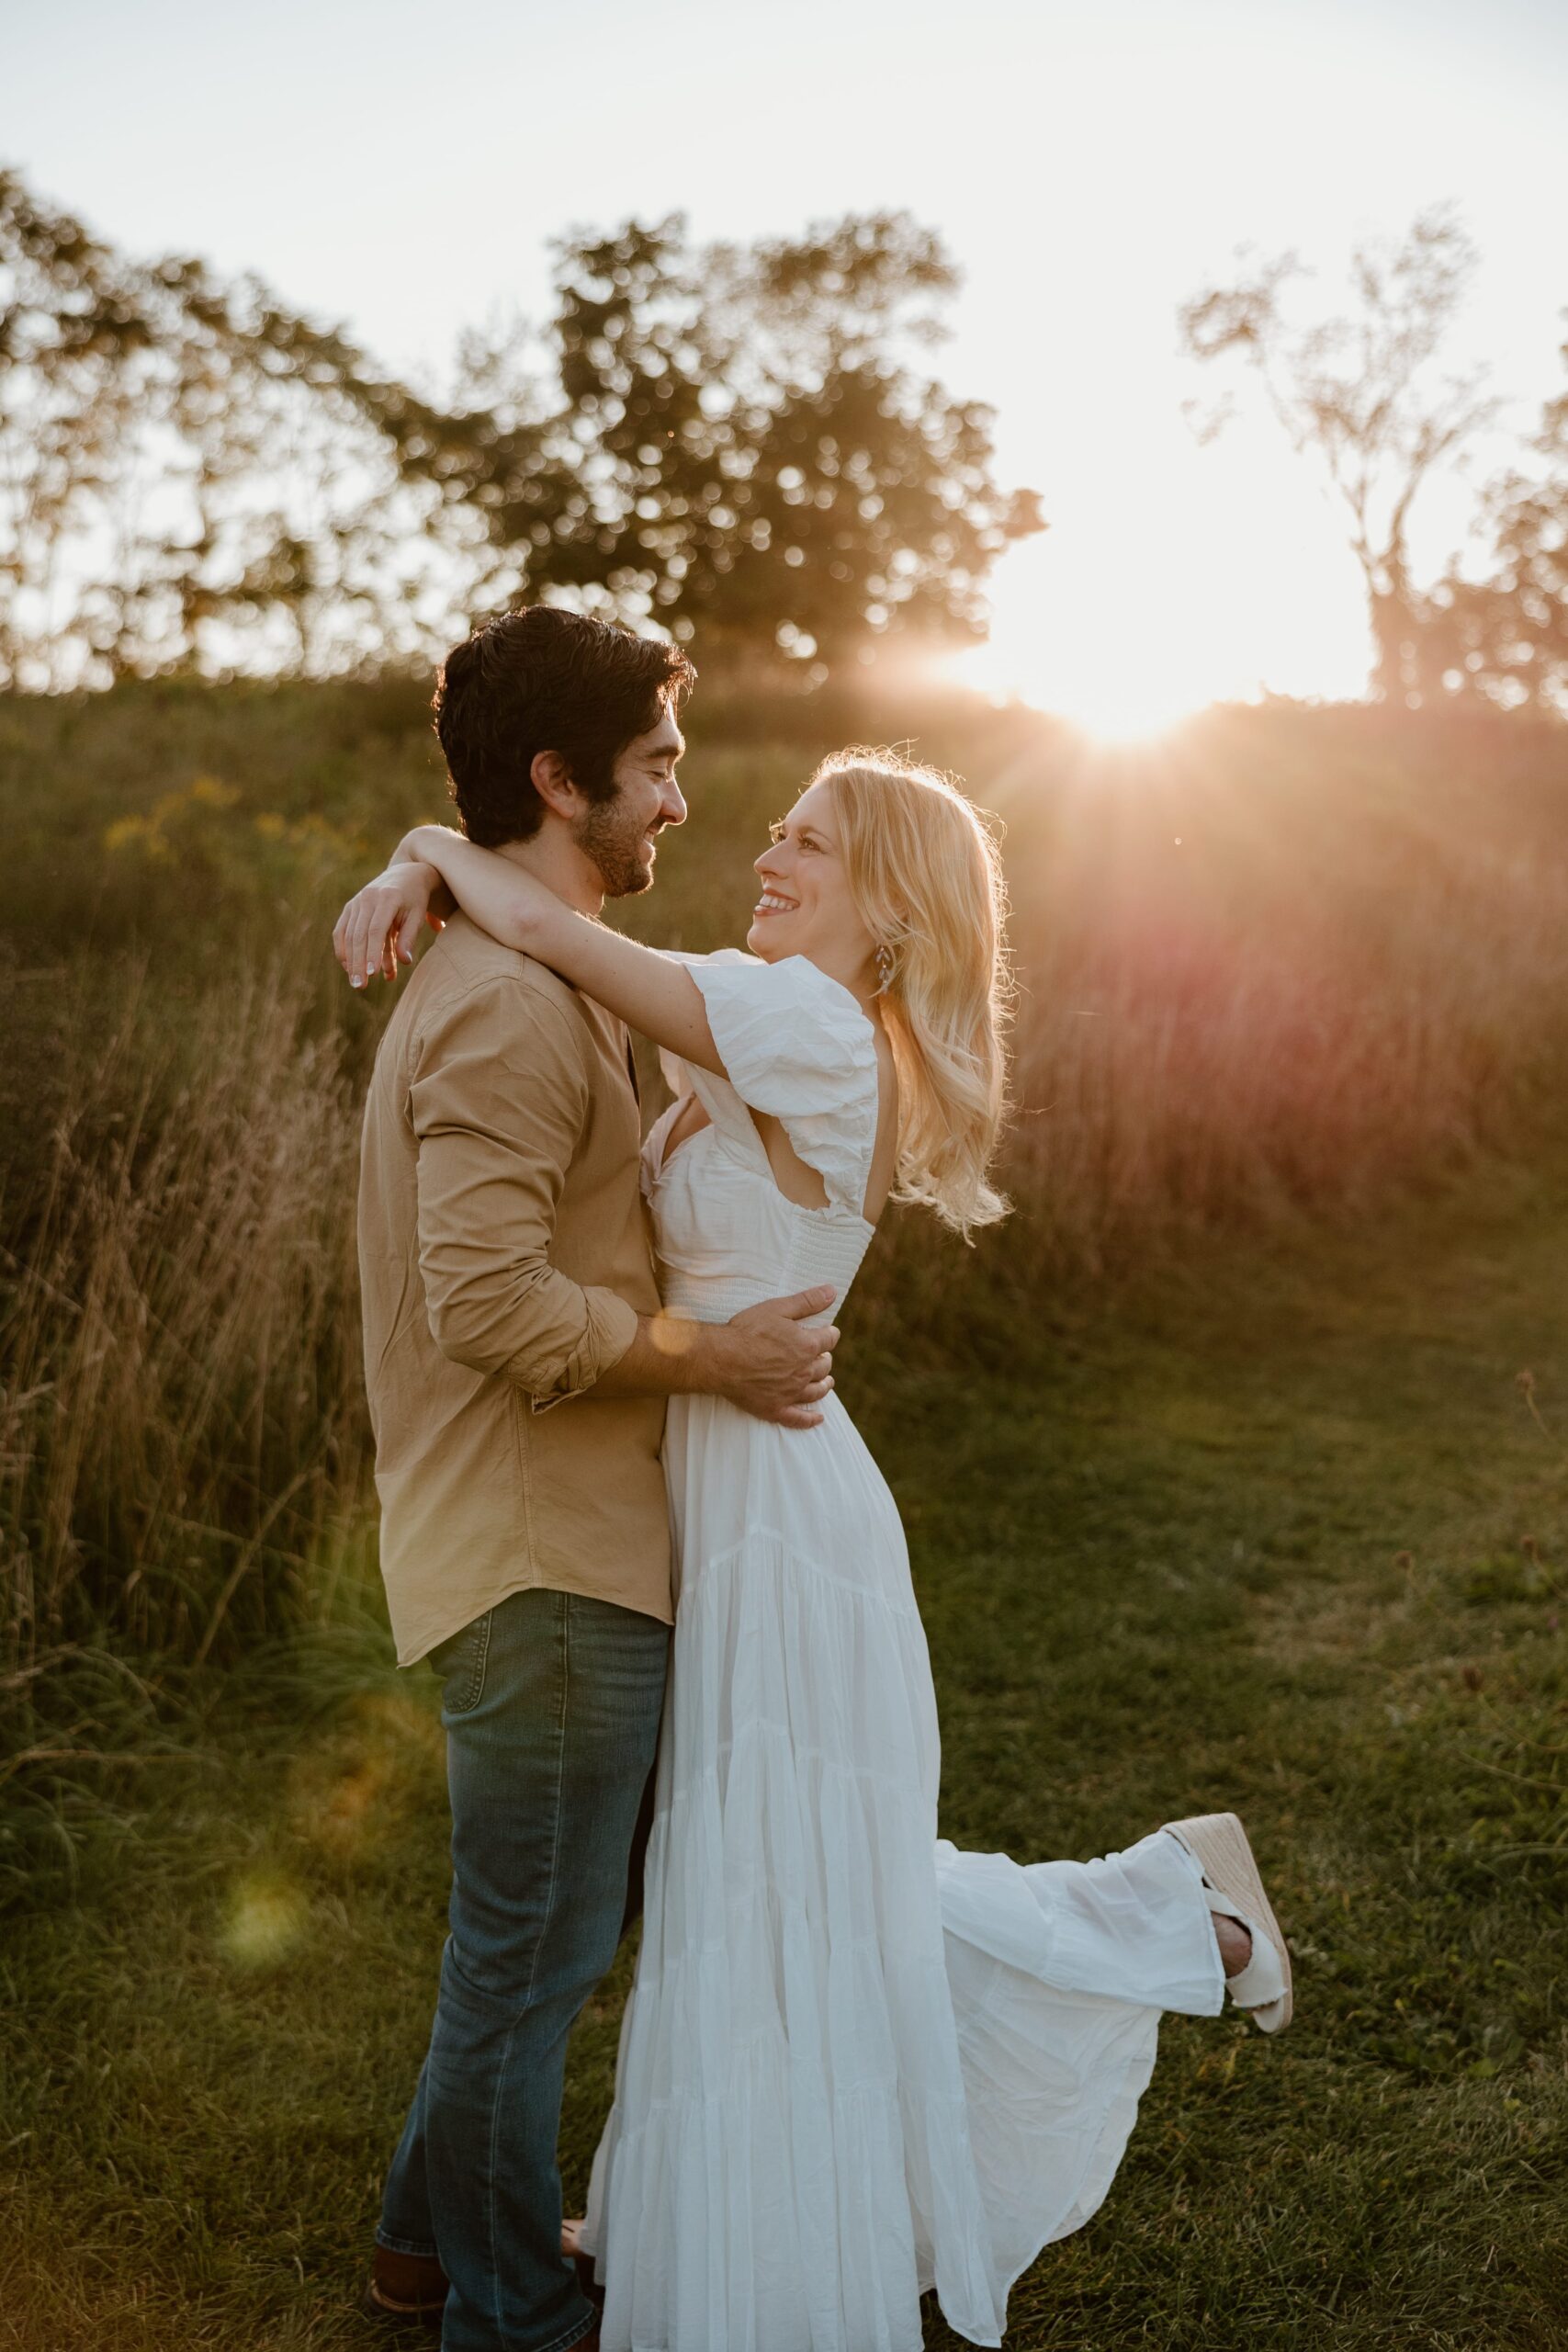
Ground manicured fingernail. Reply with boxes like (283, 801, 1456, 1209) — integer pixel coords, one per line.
(351, 976, 364, 988)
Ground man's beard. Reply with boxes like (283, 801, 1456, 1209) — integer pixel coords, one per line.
(574, 790, 658, 899)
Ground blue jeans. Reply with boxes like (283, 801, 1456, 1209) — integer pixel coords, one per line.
(378, 1586, 670, 2352)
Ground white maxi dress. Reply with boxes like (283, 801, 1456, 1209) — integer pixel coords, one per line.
(581, 951, 1226, 2351)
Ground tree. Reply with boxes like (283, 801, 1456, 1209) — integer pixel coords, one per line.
(382, 213, 1044, 676)
(1413, 328, 1568, 716)
(0, 170, 467, 686)
(0, 173, 1042, 688)
(1179, 209, 1497, 704)
(0, 169, 156, 684)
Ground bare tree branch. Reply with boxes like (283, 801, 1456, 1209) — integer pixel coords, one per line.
(1179, 208, 1499, 702)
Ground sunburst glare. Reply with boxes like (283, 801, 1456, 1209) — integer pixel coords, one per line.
(952, 435, 1376, 741)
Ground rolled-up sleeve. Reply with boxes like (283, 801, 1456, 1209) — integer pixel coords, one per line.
(410, 980, 639, 1406)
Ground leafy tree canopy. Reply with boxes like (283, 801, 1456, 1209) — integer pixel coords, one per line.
(0, 171, 1042, 688)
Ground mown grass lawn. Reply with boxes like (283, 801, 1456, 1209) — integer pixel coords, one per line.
(5, 1162, 1565, 2352)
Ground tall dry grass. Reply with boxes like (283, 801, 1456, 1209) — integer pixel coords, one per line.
(983, 705, 1568, 1271)
(2, 960, 368, 1768)
(997, 848, 1568, 1273)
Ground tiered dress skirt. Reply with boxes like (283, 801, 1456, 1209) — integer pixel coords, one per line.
(581, 1391, 1223, 2352)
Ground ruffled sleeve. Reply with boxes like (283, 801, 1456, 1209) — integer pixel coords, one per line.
(674, 950, 880, 1219)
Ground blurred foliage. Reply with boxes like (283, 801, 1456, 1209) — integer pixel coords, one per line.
(0, 169, 1040, 691)
(1418, 328, 1568, 714)
(0, 170, 470, 684)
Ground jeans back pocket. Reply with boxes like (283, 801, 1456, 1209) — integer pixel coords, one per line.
(428, 1609, 493, 1717)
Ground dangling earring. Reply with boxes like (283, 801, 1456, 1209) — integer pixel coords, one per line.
(874, 942, 895, 993)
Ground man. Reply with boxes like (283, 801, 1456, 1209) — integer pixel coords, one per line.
(347, 606, 839, 2350)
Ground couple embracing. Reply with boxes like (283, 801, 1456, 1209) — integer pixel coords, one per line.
(334, 605, 1292, 2352)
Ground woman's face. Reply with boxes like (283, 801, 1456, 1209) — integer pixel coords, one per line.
(747, 780, 876, 991)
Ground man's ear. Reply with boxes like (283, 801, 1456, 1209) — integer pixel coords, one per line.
(529, 750, 580, 821)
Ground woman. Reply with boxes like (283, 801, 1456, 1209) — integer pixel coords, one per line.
(336, 747, 1291, 2349)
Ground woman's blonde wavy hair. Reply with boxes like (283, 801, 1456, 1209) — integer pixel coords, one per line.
(817, 746, 1011, 1238)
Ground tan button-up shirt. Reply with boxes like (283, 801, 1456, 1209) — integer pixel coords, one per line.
(358, 912, 671, 1665)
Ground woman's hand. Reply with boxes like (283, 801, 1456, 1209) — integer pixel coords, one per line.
(333, 860, 444, 989)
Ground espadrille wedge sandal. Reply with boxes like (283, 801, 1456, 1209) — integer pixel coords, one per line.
(1162, 1811, 1293, 2033)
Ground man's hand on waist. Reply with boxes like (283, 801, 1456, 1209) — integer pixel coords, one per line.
(704, 1287, 840, 1429)
(592, 1286, 839, 1428)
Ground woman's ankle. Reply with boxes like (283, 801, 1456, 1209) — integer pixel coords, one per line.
(1214, 1911, 1253, 1977)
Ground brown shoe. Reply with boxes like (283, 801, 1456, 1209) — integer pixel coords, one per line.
(574, 2251, 604, 2308)
(361, 2244, 450, 2332)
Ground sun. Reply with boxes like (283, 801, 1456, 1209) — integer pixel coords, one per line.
(946, 636, 1211, 743)
(944, 525, 1248, 741)
(946, 460, 1372, 741)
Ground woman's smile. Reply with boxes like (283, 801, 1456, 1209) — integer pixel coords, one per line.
(745, 779, 882, 989)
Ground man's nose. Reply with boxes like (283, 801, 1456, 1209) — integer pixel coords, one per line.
(661, 779, 688, 827)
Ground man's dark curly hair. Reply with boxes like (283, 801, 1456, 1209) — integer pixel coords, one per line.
(433, 606, 695, 847)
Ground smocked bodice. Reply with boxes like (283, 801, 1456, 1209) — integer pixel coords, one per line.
(642, 1110, 874, 1324)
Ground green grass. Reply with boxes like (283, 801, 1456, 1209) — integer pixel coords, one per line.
(6, 1162, 1565, 2351)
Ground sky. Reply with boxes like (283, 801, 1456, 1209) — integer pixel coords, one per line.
(5, 0, 1566, 731)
